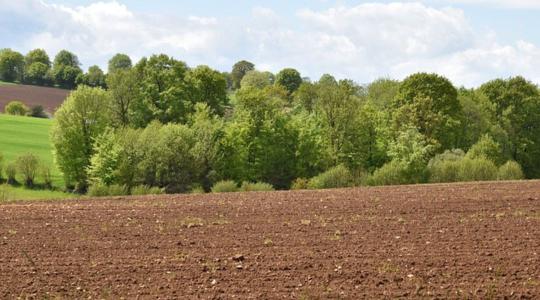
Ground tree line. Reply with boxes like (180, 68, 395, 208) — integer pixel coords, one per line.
(41, 50, 539, 194)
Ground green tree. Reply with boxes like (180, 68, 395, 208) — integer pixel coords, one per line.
(108, 53, 132, 73)
(392, 73, 462, 150)
(479, 76, 540, 178)
(52, 50, 82, 88)
(185, 65, 228, 115)
(276, 68, 302, 95)
(240, 70, 274, 90)
(465, 134, 505, 166)
(0, 49, 25, 82)
(25, 62, 50, 85)
(132, 54, 190, 126)
(79, 65, 106, 88)
(231, 60, 255, 90)
(106, 68, 140, 127)
(366, 78, 400, 108)
(51, 86, 111, 191)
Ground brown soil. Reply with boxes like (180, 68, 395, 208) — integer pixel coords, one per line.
(1, 181, 540, 299)
(0, 84, 69, 114)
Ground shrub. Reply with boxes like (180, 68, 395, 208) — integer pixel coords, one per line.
(40, 165, 53, 189)
(211, 180, 238, 193)
(131, 185, 164, 196)
(29, 105, 48, 118)
(428, 160, 461, 183)
(5, 163, 17, 184)
(291, 178, 309, 190)
(307, 165, 353, 189)
(190, 185, 205, 194)
(466, 135, 505, 165)
(5, 100, 29, 116)
(88, 183, 128, 197)
(16, 153, 40, 187)
(367, 161, 409, 186)
(457, 157, 497, 182)
(0, 184, 12, 202)
(240, 181, 275, 192)
(0, 153, 3, 180)
(498, 161, 525, 181)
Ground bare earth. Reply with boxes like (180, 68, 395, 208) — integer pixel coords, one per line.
(1, 181, 539, 299)
(0, 84, 69, 114)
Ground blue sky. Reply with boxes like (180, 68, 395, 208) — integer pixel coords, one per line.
(2, 0, 540, 86)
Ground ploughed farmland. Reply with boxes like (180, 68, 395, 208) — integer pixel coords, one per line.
(1, 181, 539, 298)
(0, 84, 69, 114)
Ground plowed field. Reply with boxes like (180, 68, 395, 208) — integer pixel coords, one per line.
(0, 84, 69, 114)
(1, 181, 540, 299)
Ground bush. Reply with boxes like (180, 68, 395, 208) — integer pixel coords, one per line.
(5, 100, 29, 116)
(457, 157, 497, 182)
(240, 181, 275, 192)
(428, 160, 461, 183)
(29, 105, 48, 118)
(466, 135, 505, 165)
(291, 178, 309, 190)
(88, 183, 128, 197)
(5, 163, 17, 184)
(0, 153, 3, 180)
(190, 185, 205, 194)
(131, 185, 164, 196)
(0, 185, 12, 202)
(40, 165, 53, 189)
(308, 165, 353, 189)
(498, 161, 525, 180)
(211, 180, 238, 193)
(16, 153, 40, 187)
(367, 161, 409, 186)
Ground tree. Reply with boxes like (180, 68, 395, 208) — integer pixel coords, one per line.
(276, 68, 302, 95)
(108, 53, 132, 73)
(0, 49, 24, 82)
(16, 153, 40, 187)
(366, 78, 400, 108)
(240, 70, 274, 90)
(185, 65, 228, 115)
(52, 50, 82, 88)
(231, 60, 255, 90)
(25, 62, 50, 85)
(79, 65, 106, 88)
(392, 73, 462, 150)
(25, 49, 50, 67)
(107, 68, 140, 127)
(131, 54, 190, 126)
(51, 86, 111, 191)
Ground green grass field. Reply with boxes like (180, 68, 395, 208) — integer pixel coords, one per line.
(0, 184, 72, 202)
(0, 114, 74, 201)
(0, 80, 17, 86)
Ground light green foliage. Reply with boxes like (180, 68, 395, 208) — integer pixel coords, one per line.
(0, 48, 25, 82)
(466, 134, 505, 165)
(479, 76, 540, 178)
(393, 73, 462, 150)
(0, 184, 71, 202)
(40, 165, 53, 188)
(131, 185, 164, 196)
(5, 101, 29, 116)
(387, 127, 434, 183)
(211, 180, 238, 193)
(428, 149, 465, 183)
(457, 157, 498, 182)
(51, 86, 111, 191)
(307, 165, 353, 189)
(87, 130, 121, 186)
(293, 82, 317, 112)
(240, 181, 275, 192)
(497, 161, 525, 181)
(240, 70, 274, 90)
(6, 163, 17, 184)
(87, 183, 128, 197)
(276, 68, 302, 95)
(108, 53, 132, 73)
(231, 60, 255, 90)
(0, 153, 3, 180)
(366, 78, 400, 108)
(16, 153, 40, 187)
(52, 50, 82, 88)
(367, 160, 409, 186)
(106, 69, 140, 127)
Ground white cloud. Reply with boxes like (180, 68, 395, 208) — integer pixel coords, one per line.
(2, 0, 540, 87)
(443, 0, 540, 9)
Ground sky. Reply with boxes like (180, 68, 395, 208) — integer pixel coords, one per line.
(1, 0, 540, 87)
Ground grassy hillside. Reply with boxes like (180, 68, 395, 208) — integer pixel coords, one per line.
(0, 114, 63, 186)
